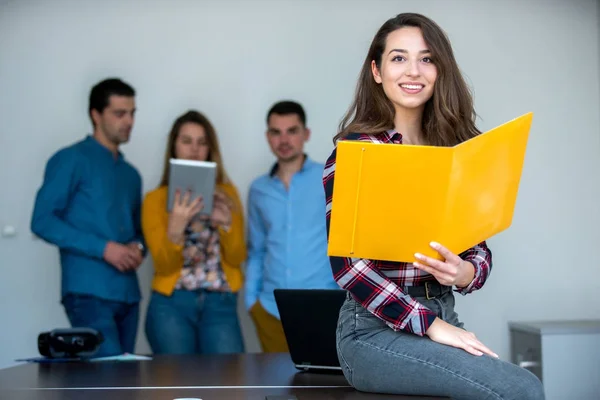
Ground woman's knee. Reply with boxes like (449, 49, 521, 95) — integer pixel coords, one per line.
(515, 369, 545, 400)
(493, 364, 545, 400)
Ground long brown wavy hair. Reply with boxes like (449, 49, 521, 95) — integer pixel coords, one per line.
(334, 13, 480, 146)
(159, 110, 230, 187)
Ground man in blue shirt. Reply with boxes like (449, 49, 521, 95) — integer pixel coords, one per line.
(245, 101, 338, 353)
(31, 78, 145, 357)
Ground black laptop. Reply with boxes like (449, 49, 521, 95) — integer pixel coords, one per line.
(273, 288, 347, 372)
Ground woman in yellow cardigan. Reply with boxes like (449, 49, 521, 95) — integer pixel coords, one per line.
(142, 110, 246, 354)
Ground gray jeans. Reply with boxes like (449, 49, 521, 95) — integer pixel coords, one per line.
(336, 291, 545, 400)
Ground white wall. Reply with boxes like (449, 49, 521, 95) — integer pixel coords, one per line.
(0, 0, 598, 369)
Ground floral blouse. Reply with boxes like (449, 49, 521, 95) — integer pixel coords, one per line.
(174, 214, 230, 292)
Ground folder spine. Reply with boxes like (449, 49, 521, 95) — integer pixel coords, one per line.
(350, 147, 366, 254)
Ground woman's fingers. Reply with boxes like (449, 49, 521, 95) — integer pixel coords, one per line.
(215, 200, 230, 213)
(414, 254, 451, 274)
(413, 263, 437, 284)
(412, 261, 435, 275)
(463, 344, 483, 357)
(472, 340, 498, 358)
(413, 261, 454, 286)
(186, 195, 203, 215)
(430, 241, 462, 264)
(190, 194, 203, 207)
(174, 189, 181, 206)
(428, 318, 499, 359)
(181, 189, 192, 206)
(214, 190, 233, 209)
(191, 198, 204, 215)
(462, 335, 498, 358)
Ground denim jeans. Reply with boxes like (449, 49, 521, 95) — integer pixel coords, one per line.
(145, 289, 245, 354)
(62, 293, 139, 357)
(337, 291, 545, 400)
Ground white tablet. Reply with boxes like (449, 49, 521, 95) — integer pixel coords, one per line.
(167, 159, 217, 215)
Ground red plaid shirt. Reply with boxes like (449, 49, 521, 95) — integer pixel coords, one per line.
(323, 131, 493, 336)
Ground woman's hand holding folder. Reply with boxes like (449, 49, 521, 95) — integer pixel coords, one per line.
(412, 241, 475, 289)
(414, 241, 498, 358)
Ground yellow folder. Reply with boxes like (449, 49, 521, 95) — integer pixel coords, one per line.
(327, 112, 533, 262)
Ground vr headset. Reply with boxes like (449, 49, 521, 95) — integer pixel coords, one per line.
(38, 328, 104, 358)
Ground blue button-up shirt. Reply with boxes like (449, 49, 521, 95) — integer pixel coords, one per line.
(244, 156, 338, 319)
(31, 135, 143, 304)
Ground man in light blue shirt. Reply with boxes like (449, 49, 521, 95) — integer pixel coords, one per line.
(31, 78, 145, 357)
(245, 100, 338, 353)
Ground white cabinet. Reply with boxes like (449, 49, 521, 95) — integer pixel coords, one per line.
(509, 320, 600, 400)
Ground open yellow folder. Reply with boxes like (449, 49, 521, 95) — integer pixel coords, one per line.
(327, 112, 533, 263)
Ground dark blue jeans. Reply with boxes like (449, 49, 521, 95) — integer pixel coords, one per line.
(61, 293, 139, 357)
(145, 289, 245, 354)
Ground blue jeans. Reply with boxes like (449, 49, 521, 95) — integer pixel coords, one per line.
(62, 293, 139, 357)
(145, 289, 245, 354)
(337, 291, 545, 400)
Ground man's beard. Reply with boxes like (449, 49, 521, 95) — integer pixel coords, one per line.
(279, 152, 302, 163)
(106, 129, 130, 145)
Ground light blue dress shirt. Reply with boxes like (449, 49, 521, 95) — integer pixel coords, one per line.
(244, 156, 338, 319)
(31, 135, 144, 304)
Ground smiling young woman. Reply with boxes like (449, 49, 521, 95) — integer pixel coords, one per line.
(323, 13, 546, 400)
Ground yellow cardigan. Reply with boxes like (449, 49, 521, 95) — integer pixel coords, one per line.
(141, 183, 246, 295)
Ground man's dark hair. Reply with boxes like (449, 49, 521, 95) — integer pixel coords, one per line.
(88, 78, 135, 126)
(266, 100, 306, 126)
